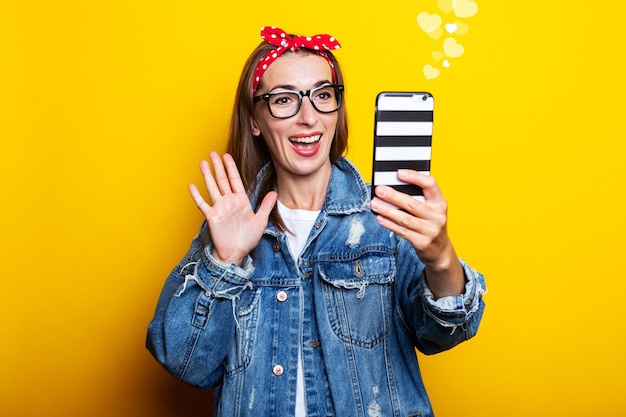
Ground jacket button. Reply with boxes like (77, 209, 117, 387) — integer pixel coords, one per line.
(272, 364, 284, 376)
(273, 242, 281, 252)
(276, 290, 288, 302)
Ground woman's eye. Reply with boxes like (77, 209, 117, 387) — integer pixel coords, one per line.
(271, 94, 295, 106)
(314, 88, 334, 101)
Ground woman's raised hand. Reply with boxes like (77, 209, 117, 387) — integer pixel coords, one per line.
(189, 152, 277, 267)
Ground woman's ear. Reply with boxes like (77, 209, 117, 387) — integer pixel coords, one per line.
(250, 117, 261, 137)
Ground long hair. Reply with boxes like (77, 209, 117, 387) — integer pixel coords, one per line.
(226, 40, 349, 231)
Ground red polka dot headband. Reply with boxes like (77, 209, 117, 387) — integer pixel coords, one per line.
(252, 26, 341, 94)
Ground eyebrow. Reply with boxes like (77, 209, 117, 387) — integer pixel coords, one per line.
(269, 80, 332, 92)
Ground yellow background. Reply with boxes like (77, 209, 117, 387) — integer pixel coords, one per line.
(1, 1, 625, 416)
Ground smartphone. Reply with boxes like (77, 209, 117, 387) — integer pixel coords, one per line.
(371, 92, 434, 203)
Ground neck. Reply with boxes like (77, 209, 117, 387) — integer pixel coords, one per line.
(276, 164, 331, 211)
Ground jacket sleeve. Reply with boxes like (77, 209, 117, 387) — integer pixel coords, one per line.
(146, 222, 255, 388)
(395, 239, 487, 355)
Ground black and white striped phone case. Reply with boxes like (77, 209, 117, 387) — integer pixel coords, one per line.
(371, 92, 433, 202)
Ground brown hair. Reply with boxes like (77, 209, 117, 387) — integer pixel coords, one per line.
(226, 40, 349, 231)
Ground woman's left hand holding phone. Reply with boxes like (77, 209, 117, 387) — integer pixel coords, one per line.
(189, 152, 278, 267)
(370, 169, 465, 297)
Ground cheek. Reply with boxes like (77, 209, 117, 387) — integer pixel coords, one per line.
(259, 125, 285, 152)
(254, 118, 277, 141)
(326, 118, 339, 138)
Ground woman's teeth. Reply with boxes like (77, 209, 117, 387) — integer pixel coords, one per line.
(289, 135, 321, 144)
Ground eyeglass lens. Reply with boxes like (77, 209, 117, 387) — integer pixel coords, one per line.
(268, 85, 340, 118)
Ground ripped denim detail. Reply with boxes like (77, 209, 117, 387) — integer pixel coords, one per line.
(175, 260, 253, 299)
(175, 261, 202, 297)
(177, 260, 254, 330)
(328, 279, 370, 299)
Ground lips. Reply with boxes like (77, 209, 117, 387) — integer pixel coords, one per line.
(289, 134, 322, 157)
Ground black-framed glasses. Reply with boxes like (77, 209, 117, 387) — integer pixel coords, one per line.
(253, 84, 344, 119)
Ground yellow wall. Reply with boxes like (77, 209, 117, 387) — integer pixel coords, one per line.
(1, 1, 625, 416)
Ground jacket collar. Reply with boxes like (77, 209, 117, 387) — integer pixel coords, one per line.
(250, 157, 370, 219)
(323, 158, 370, 215)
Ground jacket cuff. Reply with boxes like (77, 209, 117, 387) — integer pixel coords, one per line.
(176, 245, 255, 299)
(422, 258, 486, 327)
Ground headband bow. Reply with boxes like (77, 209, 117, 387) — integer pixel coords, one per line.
(252, 26, 341, 93)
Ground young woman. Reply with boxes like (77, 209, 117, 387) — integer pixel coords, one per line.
(147, 26, 486, 417)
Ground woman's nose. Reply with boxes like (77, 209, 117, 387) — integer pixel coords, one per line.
(297, 96, 317, 124)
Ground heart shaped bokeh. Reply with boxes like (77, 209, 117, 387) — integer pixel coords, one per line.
(417, 0, 478, 79)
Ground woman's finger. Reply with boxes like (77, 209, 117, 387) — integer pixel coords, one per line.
(222, 153, 246, 194)
(209, 151, 233, 195)
(189, 183, 211, 215)
(199, 159, 222, 203)
(373, 185, 429, 219)
(397, 170, 444, 204)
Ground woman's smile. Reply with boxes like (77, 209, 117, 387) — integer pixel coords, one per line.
(289, 133, 322, 156)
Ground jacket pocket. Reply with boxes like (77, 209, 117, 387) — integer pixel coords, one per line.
(318, 251, 395, 348)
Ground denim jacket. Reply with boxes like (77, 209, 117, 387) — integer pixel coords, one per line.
(147, 158, 486, 417)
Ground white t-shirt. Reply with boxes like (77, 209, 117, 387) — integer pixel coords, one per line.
(276, 201, 320, 417)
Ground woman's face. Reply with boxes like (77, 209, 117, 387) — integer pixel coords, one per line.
(251, 52, 338, 181)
